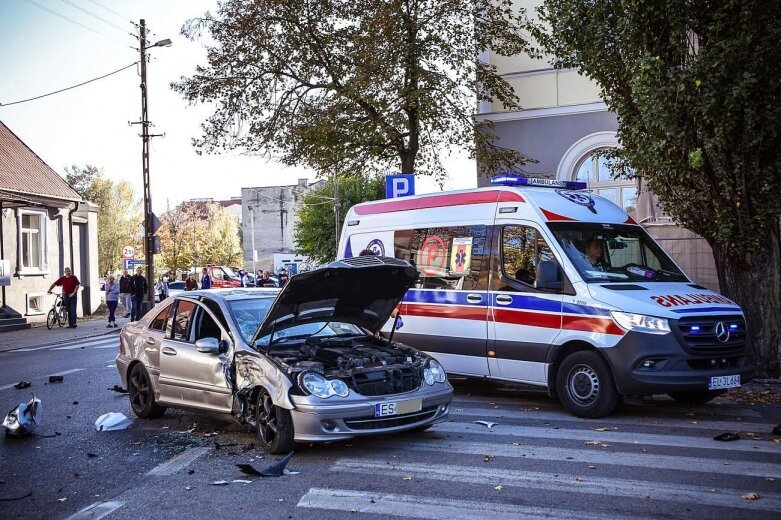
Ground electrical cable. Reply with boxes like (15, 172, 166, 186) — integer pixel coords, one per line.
(59, 0, 128, 34)
(21, 0, 131, 48)
(0, 62, 138, 107)
(83, 0, 128, 22)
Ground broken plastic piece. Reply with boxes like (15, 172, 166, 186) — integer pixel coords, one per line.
(232, 479, 253, 484)
(13, 381, 31, 390)
(210, 480, 230, 486)
(48, 375, 64, 383)
(3, 395, 42, 437)
(236, 452, 295, 477)
(108, 385, 129, 394)
(95, 412, 133, 431)
(473, 420, 497, 430)
(713, 432, 740, 442)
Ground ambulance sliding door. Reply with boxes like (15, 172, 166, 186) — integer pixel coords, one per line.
(488, 222, 563, 384)
(394, 225, 492, 377)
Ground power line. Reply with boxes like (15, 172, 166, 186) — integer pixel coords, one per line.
(0, 62, 138, 107)
(59, 0, 128, 34)
(83, 0, 127, 21)
(21, 0, 130, 48)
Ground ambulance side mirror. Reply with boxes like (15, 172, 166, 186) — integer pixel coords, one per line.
(536, 261, 564, 291)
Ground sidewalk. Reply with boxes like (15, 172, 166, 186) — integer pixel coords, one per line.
(0, 314, 130, 353)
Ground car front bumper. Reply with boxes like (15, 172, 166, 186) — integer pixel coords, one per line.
(289, 384, 453, 442)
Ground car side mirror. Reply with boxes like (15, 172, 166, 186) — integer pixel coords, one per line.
(195, 337, 221, 354)
(535, 260, 564, 291)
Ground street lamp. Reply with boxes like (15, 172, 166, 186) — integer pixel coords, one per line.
(137, 19, 170, 312)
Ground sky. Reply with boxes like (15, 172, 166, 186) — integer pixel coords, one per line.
(0, 0, 477, 213)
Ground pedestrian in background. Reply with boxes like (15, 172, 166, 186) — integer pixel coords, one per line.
(201, 267, 212, 289)
(258, 270, 276, 287)
(129, 267, 147, 321)
(156, 275, 168, 301)
(277, 268, 289, 287)
(185, 274, 198, 291)
(104, 275, 119, 328)
(47, 267, 80, 328)
(119, 269, 133, 318)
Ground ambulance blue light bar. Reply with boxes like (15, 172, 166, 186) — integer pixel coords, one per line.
(490, 174, 587, 190)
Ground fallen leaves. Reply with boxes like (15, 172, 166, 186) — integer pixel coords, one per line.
(574, 476, 585, 482)
(483, 455, 495, 463)
(584, 440, 611, 449)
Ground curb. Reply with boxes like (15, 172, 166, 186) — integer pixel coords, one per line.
(0, 328, 121, 354)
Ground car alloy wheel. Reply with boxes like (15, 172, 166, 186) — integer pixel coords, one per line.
(128, 364, 165, 419)
(255, 389, 295, 454)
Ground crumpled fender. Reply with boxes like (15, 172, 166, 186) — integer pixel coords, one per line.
(234, 348, 294, 410)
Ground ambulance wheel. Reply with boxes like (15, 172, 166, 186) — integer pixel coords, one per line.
(668, 390, 725, 405)
(557, 351, 619, 418)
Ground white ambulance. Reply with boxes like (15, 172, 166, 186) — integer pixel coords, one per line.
(337, 175, 752, 417)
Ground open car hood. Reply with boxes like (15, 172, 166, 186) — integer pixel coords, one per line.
(251, 256, 419, 343)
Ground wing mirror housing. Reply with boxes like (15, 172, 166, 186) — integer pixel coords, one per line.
(535, 260, 564, 291)
(195, 337, 221, 354)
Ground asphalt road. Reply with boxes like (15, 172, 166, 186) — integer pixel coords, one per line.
(1, 336, 780, 519)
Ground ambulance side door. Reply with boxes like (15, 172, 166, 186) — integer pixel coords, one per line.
(488, 221, 563, 384)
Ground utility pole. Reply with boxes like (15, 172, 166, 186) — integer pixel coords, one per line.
(333, 165, 340, 255)
(249, 205, 256, 277)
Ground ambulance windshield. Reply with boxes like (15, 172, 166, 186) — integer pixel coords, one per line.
(547, 223, 689, 283)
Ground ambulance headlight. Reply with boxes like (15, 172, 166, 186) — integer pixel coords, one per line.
(610, 311, 670, 335)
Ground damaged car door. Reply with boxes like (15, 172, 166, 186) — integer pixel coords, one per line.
(157, 298, 233, 412)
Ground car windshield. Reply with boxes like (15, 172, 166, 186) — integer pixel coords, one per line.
(546, 222, 689, 283)
(228, 298, 276, 342)
(256, 322, 365, 348)
(222, 266, 237, 278)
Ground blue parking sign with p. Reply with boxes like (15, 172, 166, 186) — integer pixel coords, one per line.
(385, 174, 415, 198)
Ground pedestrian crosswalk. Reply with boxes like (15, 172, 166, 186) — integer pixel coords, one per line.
(9, 334, 119, 353)
(296, 397, 781, 519)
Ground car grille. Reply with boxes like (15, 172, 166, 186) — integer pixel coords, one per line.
(350, 367, 421, 396)
(344, 406, 438, 430)
(674, 315, 746, 355)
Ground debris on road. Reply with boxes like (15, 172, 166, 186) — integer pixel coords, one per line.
(741, 492, 761, 500)
(95, 412, 133, 431)
(0, 491, 33, 502)
(48, 375, 64, 383)
(232, 479, 253, 484)
(108, 385, 128, 394)
(236, 452, 297, 477)
(13, 381, 31, 390)
(3, 395, 42, 437)
(473, 420, 497, 430)
(210, 480, 230, 486)
(713, 432, 740, 442)
(494, 485, 503, 491)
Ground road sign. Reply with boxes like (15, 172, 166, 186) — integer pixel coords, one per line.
(385, 174, 415, 198)
(123, 259, 145, 270)
(122, 245, 136, 258)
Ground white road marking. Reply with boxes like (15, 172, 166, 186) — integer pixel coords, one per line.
(297, 488, 625, 520)
(146, 447, 210, 476)
(385, 439, 781, 478)
(12, 335, 118, 352)
(64, 500, 124, 520)
(51, 338, 118, 350)
(331, 459, 781, 512)
(435, 421, 781, 453)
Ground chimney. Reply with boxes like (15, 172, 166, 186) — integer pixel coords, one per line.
(297, 178, 308, 188)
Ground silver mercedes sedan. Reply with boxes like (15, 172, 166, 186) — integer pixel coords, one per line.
(116, 256, 453, 453)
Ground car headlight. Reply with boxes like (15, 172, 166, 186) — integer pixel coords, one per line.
(610, 311, 670, 335)
(300, 371, 350, 398)
(428, 359, 446, 383)
(423, 368, 435, 385)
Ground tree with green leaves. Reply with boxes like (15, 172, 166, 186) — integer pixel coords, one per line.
(535, 0, 781, 376)
(202, 203, 243, 266)
(295, 176, 385, 264)
(173, 0, 536, 182)
(63, 165, 141, 275)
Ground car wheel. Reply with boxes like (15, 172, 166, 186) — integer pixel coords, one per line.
(46, 309, 56, 330)
(557, 351, 619, 418)
(255, 389, 295, 454)
(128, 364, 166, 419)
(668, 390, 725, 405)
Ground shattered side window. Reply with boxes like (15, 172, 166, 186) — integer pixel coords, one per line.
(172, 300, 197, 342)
(149, 302, 172, 332)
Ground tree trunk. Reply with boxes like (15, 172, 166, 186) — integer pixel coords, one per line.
(709, 222, 781, 378)
(400, 150, 415, 175)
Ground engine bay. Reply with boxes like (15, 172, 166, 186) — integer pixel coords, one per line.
(267, 335, 426, 395)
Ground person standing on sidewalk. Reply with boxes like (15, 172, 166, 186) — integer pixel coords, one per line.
(119, 269, 133, 318)
(201, 267, 212, 289)
(129, 267, 147, 321)
(104, 275, 120, 328)
(47, 267, 80, 328)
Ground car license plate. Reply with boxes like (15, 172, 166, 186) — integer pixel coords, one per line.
(708, 374, 740, 390)
(374, 398, 422, 417)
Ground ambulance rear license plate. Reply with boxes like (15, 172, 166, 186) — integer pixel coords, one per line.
(375, 398, 422, 417)
(708, 375, 740, 390)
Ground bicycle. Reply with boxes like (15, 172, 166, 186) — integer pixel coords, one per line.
(46, 292, 68, 330)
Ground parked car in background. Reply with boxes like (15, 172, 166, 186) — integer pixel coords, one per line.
(116, 256, 453, 453)
(205, 265, 242, 288)
(167, 280, 199, 298)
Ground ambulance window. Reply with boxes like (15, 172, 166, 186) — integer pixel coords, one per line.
(410, 225, 487, 291)
(502, 225, 555, 288)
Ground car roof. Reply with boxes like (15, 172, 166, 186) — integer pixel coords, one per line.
(181, 288, 280, 301)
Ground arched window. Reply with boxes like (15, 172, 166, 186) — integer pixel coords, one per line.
(574, 150, 638, 219)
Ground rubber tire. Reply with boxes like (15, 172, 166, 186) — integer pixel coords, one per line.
(556, 351, 620, 418)
(57, 307, 66, 327)
(128, 364, 166, 419)
(255, 389, 296, 455)
(668, 390, 725, 405)
(46, 309, 56, 329)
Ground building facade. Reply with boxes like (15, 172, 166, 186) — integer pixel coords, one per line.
(241, 178, 325, 274)
(477, 1, 717, 289)
(0, 121, 100, 330)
